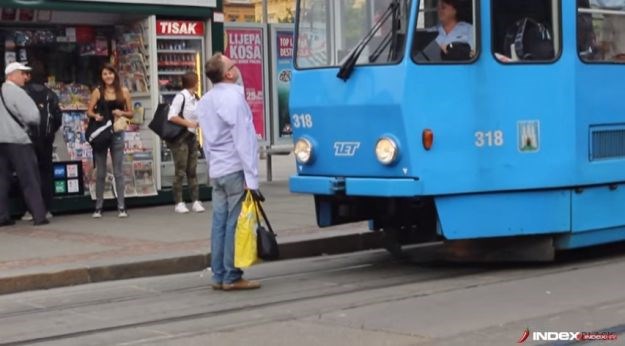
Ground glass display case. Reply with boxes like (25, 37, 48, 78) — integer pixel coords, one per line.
(155, 20, 207, 188)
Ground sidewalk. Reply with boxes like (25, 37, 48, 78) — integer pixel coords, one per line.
(0, 155, 378, 295)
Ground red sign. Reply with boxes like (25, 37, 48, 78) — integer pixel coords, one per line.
(157, 20, 204, 36)
(224, 27, 266, 139)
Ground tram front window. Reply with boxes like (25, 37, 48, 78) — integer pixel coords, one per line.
(295, 0, 411, 69)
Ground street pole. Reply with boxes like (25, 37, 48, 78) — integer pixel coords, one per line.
(263, 0, 268, 23)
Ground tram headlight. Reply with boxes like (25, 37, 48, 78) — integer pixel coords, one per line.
(375, 137, 398, 165)
(294, 138, 313, 164)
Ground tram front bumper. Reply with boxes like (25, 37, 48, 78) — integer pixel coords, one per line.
(289, 175, 423, 197)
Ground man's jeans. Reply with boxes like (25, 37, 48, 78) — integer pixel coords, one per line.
(210, 171, 245, 284)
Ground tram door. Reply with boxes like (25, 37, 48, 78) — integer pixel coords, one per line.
(572, 1, 625, 233)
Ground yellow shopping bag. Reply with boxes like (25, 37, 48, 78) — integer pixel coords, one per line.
(234, 191, 259, 268)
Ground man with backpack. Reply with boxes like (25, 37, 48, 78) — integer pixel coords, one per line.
(21, 61, 62, 221)
(0, 62, 48, 226)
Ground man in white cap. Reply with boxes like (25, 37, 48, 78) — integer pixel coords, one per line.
(0, 62, 48, 226)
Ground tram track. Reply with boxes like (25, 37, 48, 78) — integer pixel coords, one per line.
(1, 243, 625, 345)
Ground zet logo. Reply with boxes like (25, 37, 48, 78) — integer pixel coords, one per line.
(334, 142, 360, 157)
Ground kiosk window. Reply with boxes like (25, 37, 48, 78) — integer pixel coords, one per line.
(412, 0, 478, 64)
(577, 0, 625, 63)
(492, 0, 561, 63)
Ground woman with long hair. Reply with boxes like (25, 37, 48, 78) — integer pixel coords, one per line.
(86, 63, 133, 218)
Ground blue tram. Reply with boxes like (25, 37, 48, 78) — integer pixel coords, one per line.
(288, 0, 625, 252)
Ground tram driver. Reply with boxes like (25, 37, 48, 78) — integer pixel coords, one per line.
(435, 0, 475, 59)
(413, 0, 475, 62)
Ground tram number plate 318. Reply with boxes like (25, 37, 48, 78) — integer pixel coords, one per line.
(475, 130, 504, 147)
(292, 113, 313, 129)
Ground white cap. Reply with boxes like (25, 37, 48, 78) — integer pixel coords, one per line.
(5, 62, 31, 75)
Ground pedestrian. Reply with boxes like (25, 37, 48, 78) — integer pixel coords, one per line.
(21, 61, 62, 222)
(86, 64, 133, 218)
(166, 71, 205, 214)
(0, 62, 48, 226)
(196, 53, 262, 291)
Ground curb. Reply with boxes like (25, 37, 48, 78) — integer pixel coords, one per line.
(0, 232, 383, 296)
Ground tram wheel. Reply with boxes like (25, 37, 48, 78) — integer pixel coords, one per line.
(382, 227, 409, 259)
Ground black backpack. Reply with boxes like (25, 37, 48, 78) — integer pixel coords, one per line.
(26, 85, 62, 142)
(503, 17, 554, 60)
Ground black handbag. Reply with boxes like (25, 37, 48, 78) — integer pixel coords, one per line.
(86, 118, 113, 152)
(148, 95, 187, 142)
(253, 197, 279, 260)
(85, 91, 113, 152)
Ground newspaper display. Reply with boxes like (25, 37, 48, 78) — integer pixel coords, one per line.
(59, 109, 155, 199)
(116, 23, 150, 95)
(88, 154, 115, 201)
(122, 155, 137, 198)
(132, 152, 157, 197)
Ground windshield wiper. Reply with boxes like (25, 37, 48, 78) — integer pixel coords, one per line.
(368, 29, 394, 63)
(337, 0, 400, 81)
(369, 2, 402, 63)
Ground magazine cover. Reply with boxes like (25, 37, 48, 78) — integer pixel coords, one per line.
(89, 154, 116, 201)
(81, 161, 93, 194)
(123, 154, 137, 198)
(116, 23, 149, 95)
(132, 152, 157, 196)
(124, 132, 144, 153)
(61, 111, 93, 196)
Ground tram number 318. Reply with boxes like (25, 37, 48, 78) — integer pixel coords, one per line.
(292, 113, 313, 129)
(475, 130, 504, 147)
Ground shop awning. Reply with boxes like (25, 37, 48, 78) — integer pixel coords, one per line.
(3, 0, 217, 18)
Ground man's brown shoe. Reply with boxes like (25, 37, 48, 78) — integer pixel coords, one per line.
(211, 283, 223, 290)
(222, 279, 261, 291)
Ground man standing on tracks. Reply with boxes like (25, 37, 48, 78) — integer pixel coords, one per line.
(196, 53, 262, 291)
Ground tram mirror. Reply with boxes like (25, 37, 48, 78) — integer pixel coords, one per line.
(442, 42, 471, 61)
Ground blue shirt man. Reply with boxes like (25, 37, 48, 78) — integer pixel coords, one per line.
(196, 53, 261, 291)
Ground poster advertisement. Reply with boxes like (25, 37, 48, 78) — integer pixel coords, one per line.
(275, 29, 294, 137)
(224, 27, 266, 140)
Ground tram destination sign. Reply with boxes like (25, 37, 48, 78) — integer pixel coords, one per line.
(64, 0, 216, 8)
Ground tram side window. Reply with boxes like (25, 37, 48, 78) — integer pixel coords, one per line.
(578, 0, 625, 62)
(492, 0, 560, 63)
(412, 0, 478, 63)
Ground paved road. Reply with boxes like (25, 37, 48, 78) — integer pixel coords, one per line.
(1, 243, 624, 346)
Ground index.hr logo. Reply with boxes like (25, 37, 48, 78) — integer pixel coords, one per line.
(517, 328, 618, 343)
